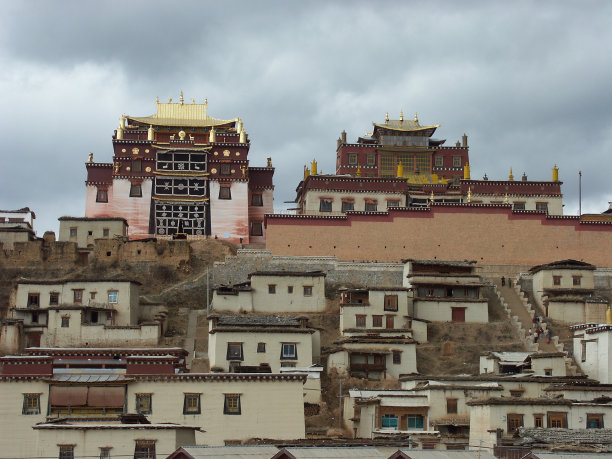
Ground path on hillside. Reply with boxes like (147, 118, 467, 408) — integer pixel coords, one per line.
(184, 309, 199, 369)
(491, 278, 557, 353)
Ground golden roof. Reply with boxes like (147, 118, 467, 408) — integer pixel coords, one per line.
(127, 98, 237, 128)
(373, 118, 440, 133)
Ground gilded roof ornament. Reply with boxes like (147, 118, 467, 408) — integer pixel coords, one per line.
(509, 168, 514, 181)
(180, 91, 184, 104)
(505, 193, 509, 203)
(385, 112, 389, 123)
(430, 191, 435, 202)
(400, 110, 404, 122)
(414, 112, 419, 123)
(467, 187, 472, 203)
(88, 152, 93, 163)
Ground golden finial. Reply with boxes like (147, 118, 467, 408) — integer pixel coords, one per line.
(414, 112, 419, 123)
(430, 191, 435, 202)
(304, 165, 310, 180)
(399, 110, 404, 122)
(311, 159, 318, 175)
(467, 187, 472, 203)
(504, 193, 509, 204)
(267, 157, 272, 168)
(88, 152, 93, 163)
(168, 98, 172, 103)
(397, 161, 404, 178)
(180, 91, 184, 104)
(204, 97, 208, 105)
(113, 162, 121, 174)
(552, 164, 559, 182)
(156, 96, 159, 104)
(191, 98, 195, 104)
(356, 165, 361, 177)
(385, 112, 389, 123)
(463, 162, 470, 180)
(509, 168, 514, 181)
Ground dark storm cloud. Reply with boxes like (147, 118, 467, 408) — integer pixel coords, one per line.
(1, 1, 611, 234)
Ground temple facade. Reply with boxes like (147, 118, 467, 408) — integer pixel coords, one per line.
(85, 94, 274, 243)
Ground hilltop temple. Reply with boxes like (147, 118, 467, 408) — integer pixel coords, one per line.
(84, 93, 274, 243)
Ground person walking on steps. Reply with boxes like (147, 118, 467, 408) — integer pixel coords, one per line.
(501, 276, 506, 287)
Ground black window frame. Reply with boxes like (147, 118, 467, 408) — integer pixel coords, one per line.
(183, 393, 201, 415)
(251, 193, 263, 206)
(223, 394, 242, 415)
(250, 221, 263, 236)
(226, 342, 244, 361)
(219, 185, 232, 200)
(319, 199, 332, 212)
(129, 183, 143, 197)
(96, 188, 108, 203)
(22, 393, 41, 415)
(135, 393, 152, 415)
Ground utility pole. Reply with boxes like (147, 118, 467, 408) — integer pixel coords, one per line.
(579, 170, 582, 216)
(337, 378, 344, 428)
(206, 267, 210, 314)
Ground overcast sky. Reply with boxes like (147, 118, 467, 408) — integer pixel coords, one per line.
(1, 1, 611, 235)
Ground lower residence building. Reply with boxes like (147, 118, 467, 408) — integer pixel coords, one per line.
(480, 351, 568, 377)
(58, 216, 129, 261)
(527, 259, 608, 323)
(1, 279, 166, 352)
(212, 271, 327, 313)
(0, 347, 307, 457)
(403, 259, 489, 323)
(572, 323, 612, 383)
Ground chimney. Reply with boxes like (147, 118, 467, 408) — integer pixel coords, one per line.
(462, 133, 468, 148)
(337, 138, 342, 148)
(341, 130, 347, 144)
(522, 172, 527, 182)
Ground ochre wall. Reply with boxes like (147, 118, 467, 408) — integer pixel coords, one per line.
(265, 205, 612, 267)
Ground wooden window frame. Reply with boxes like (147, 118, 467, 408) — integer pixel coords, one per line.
(547, 411, 567, 428)
(58, 445, 75, 459)
(573, 275, 581, 286)
(129, 182, 142, 197)
(134, 440, 156, 459)
(183, 393, 201, 414)
(366, 154, 376, 166)
(257, 342, 266, 353)
(136, 393, 152, 415)
(268, 284, 276, 294)
(587, 413, 604, 428)
(61, 316, 70, 328)
(224, 394, 242, 415)
(251, 193, 263, 206)
(355, 315, 366, 328)
(96, 188, 108, 203)
(384, 295, 398, 311)
(27, 293, 40, 308)
(250, 221, 263, 237)
(553, 275, 562, 286)
(507, 413, 524, 434)
(392, 351, 401, 365)
(22, 393, 41, 415)
(219, 185, 232, 200)
(319, 199, 332, 212)
(534, 413, 544, 428)
(372, 315, 383, 327)
(447, 398, 458, 414)
(303, 286, 313, 296)
(226, 342, 243, 361)
(49, 292, 59, 306)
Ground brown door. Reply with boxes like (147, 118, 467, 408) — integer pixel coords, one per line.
(28, 333, 41, 347)
(451, 307, 466, 322)
(386, 315, 394, 329)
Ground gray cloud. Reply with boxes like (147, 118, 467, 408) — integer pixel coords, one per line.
(1, 1, 611, 234)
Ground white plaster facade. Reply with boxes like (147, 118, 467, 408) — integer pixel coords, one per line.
(212, 272, 326, 313)
(573, 324, 612, 384)
(300, 189, 405, 215)
(58, 217, 128, 249)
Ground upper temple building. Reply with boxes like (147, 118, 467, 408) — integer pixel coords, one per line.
(335, 111, 468, 182)
(85, 94, 274, 243)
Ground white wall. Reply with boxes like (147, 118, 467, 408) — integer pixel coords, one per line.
(413, 299, 488, 323)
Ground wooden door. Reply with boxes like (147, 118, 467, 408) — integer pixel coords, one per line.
(386, 315, 394, 329)
(451, 307, 466, 322)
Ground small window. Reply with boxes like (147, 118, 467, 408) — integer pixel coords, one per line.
(257, 342, 266, 353)
(452, 156, 462, 167)
(348, 153, 358, 165)
(319, 199, 332, 212)
(27, 293, 40, 308)
(132, 160, 142, 173)
(129, 183, 142, 197)
(581, 340, 588, 362)
(220, 163, 231, 175)
(103, 228, 110, 237)
(287, 286, 293, 294)
(534, 414, 544, 428)
(587, 413, 604, 428)
(59, 445, 75, 459)
(99, 447, 112, 459)
(392, 351, 401, 364)
(183, 393, 201, 414)
(372, 315, 383, 327)
(61, 316, 70, 328)
(49, 292, 59, 306)
(224, 394, 241, 415)
(90, 291, 96, 300)
(384, 295, 398, 311)
(365, 201, 378, 212)
(88, 231, 93, 236)
(107, 291, 118, 304)
(303, 286, 313, 296)
(447, 398, 458, 414)
(22, 394, 41, 415)
(268, 284, 276, 294)
(510, 389, 524, 398)
(96, 188, 108, 203)
(281, 343, 297, 360)
(136, 393, 152, 414)
(366, 154, 375, 166)
(513, 202, 526, 211)
(251, 193, 263, 206)
(434, 156, 444, 167)
(69, 227, 77, 238)
(544, 368, 552, 376)
(227, 343, 243, 361)
(573, 276, 581, 286)
(341, 201, 354, 212)
(134, 440, 155, 459)
(536, 202, 548, 213)
(387, 200, 400, 208)
(553, 275, 562, 286)
(219, 185, 232, 199)
(250, 221, 263, 236)
(507, 413, 524, 434)
(547, 412, 567, 428)
(356, 315, 366, 328)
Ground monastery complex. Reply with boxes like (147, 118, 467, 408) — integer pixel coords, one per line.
(1, 94, 612, 458)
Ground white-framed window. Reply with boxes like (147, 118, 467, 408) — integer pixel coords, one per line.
(107, 291, 118, 304)
(281, 343, 297, 360)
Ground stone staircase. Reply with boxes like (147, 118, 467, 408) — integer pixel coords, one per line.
(490, 275, 582, 376)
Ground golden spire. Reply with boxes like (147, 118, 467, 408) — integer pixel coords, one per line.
(385, 112, 389, 123)
(311, 159, 318, 175)
(430, 191, 435, 202)
(356, 165, 361, 177)
(304, 165, 310, 180)
(400, 110, 404, 122)
(397, 161, 404, 178)
(180, 91, 184, 104)
(509, 168, 514, 181)
(467, 187, 472, 203)
(504, 193, 509, 204)
(552, 164, 559, 182)
(414, 112, 419, 123)
(88, 152, 93, 163)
